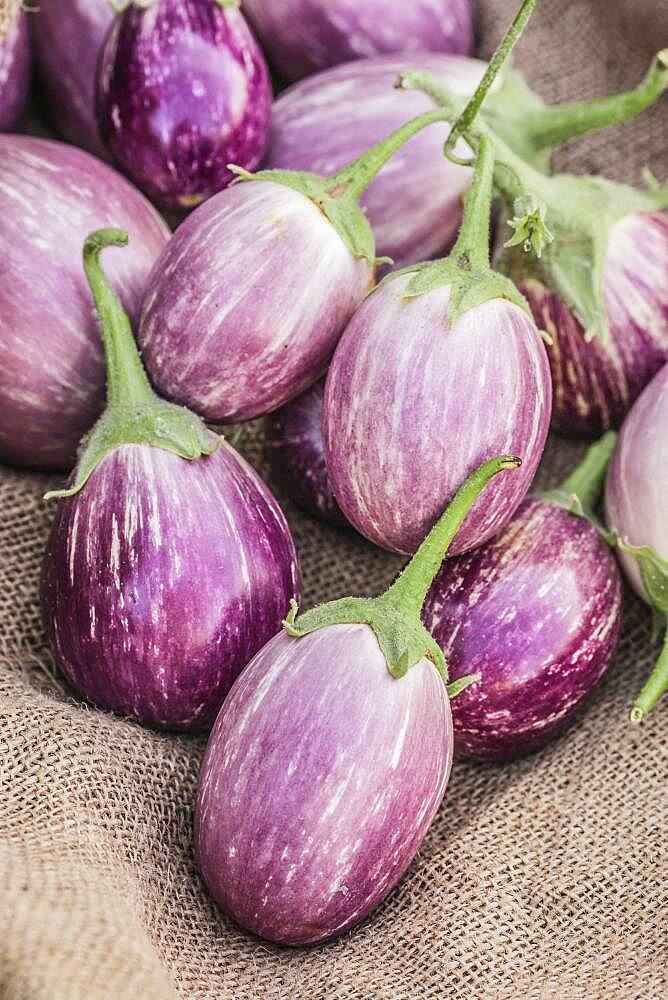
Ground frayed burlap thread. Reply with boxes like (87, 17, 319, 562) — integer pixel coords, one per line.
(1, 1, 667, 997)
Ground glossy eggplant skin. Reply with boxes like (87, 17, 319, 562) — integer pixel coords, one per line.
(32, 0, 113, 157)
(264, 378, 346, 527)
(97, 0, 271, 210)
(243, 0, 473, 81)
(324, 275, 552, 556)
(519, 212, 668, 438)
(41, 440, 301, 733)
(0, 10, 30, 131)
(195, 625, 452, 945)
(423, 497, 622, 761)
(0, 136, 170, 472)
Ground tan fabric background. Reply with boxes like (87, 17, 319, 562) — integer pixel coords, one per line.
(1, 1, 667, 997)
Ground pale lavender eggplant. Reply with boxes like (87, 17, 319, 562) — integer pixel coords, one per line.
(423, 497, 622, 761)
(138, 181, 372, 423)
(324, 276, 552, 556)
(0, 9, 30, 131)
(42, 440, 300, 732)
(32, 0, 113, 157)
(264, 378, 346, 527)
(604, 363, 668, 600)
(267, 54, 484, 268)
(195, 624, 452, 944)
(0, 136, 170, 470)
(243, 0, 473, 81)
(519, 214, 668, 438)
(97, 0, 271, 210)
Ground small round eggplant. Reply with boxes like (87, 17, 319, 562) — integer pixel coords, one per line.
(0, 135, 170, 471)
(32, 0, 113, 157)
(264, 378, 346, 527)
(423, 435, 622, 760)
(196, 455, 520, 944)
(0, 8, 30, 132)
(137, 107, 452, 423)
(243, 0, 474, 82)
(97, 0, 272, 211)
(41, 229, 300, 732)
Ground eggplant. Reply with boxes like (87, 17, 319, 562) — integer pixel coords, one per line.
(137, 106, 454, 423)
(97, 0, 272, 211)
(604, 362, 668, 722)
(243, 0, 473, 82)
(0, 136, 170, 472)
(264, 378, 346, 528)
(196, 455, 520, 944)
(41, 229, 300, 732)
(324, 137, 551, 555)
(423, 434, 622, 760)
(0, 7, 30, 131)
(32, 0, 113, 157)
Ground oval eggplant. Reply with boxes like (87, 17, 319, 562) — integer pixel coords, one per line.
(424, 493, 622, 761)
(97, 0, 271, 210)
(0, 8, 30, 131)
(267, 54, 485, 269)
(0, 136, 170, 471)
(32, 0, 113, 157)
(243, 0, 474, 81)
(264, 378, 346, 527)
(41, 228, 300, 732)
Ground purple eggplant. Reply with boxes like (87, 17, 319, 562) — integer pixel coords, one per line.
(41, 229, 300, 732)
(137, 106, 453, 423)
(243, 0, 473, 82)
(324, 137, 551, 556)
(196, 454, 520, 945)
(97, 0, 271, 211)
(0, 135, 170, 472)
(32, 0, 113, 157)
(264, 378, 346, 527)
(423, 434, 622, 761)
(267, 54, 485, 270)
(0, 8, 30, 131)
(604, 363, 668, 722)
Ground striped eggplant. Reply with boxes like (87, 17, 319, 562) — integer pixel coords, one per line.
(137, 107, 453, 423)
(423, 435, 622, 760)
(0, 136, 169, 471)
(32, 0, 113, 157)
(324, 137, 551, 556)
(196, 455, 519, 945)
(264, 378, 346, 527)
(41, 229, 300, 732)
(97, 0, 271, 211)
(604, 363, 668, 722)
(0, 7, 30, 132)
(243, 0, 473, 82)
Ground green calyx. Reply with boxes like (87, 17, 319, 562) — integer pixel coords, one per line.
(538, 430, 617, 544)
(284, 455, 521, 694)
(227, 106, 451, 267)
(44, 229, 219, 501)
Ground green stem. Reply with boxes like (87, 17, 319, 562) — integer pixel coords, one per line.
(83, 229, 154, 409)
(326, 107, 451, 204)
(380, 455, 522, 616)
(444, 0, 538, 163)
(558, 431, 618, 511)
(449, 134, 495, 270)
(524, 49, 668, 151)
(631, 625, 668, 723)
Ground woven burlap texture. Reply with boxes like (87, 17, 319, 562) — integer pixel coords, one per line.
(1, 1, 666, 998)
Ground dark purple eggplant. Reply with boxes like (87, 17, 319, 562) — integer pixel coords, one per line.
(41, 229, 300, 732)
(196, 455, 520, 945)
(0, 7, 30, 131)
(423, 434, 622, 760)
(97, 0, 272, 210)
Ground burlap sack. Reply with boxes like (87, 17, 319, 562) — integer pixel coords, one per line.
(1, 2, 666, 997)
